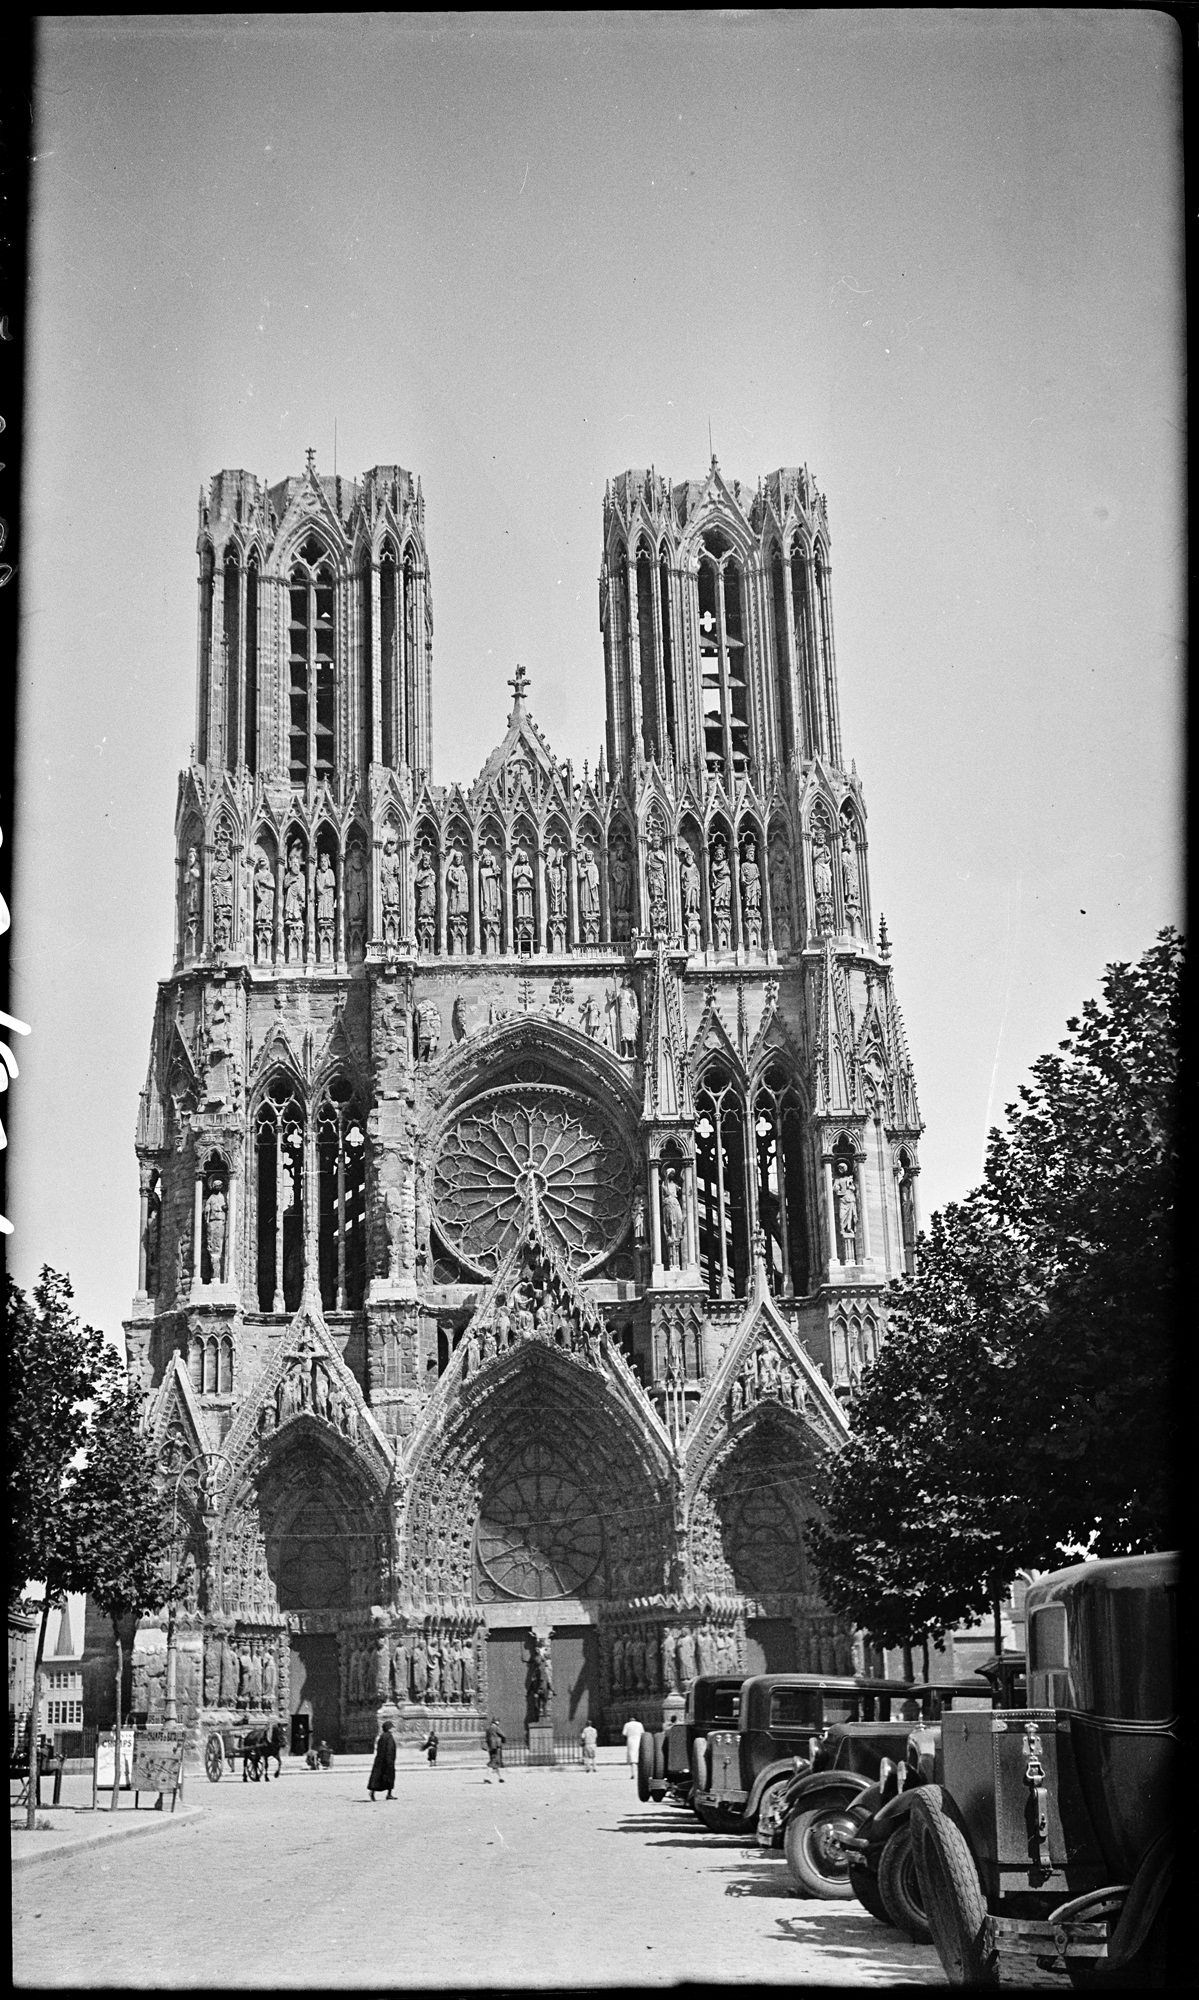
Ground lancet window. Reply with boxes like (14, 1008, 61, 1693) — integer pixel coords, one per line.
(697, 533, 750, 776)
(753, 1068, 809, 1298)
(188, 1331, 233, 1396)
(244, 554, 259, 776)
(317, 1079, 367, 1312)
(254, 1077, 306, 1313)
(223, 552, 241, 771)
(769, 545, 795, 763)
(197, 545, 214, 765)
(380, 544, 399, 768)
(288, 538, 337, 786)
(695, 1068, 750, 1300)
(635, 542, 660, 758)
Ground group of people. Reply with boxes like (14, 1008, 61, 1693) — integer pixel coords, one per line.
(366, 1717, 507, 1799)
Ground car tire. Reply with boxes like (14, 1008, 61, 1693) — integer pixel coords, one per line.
(910, 1789, 995, 1987)
(878, 1824, 931, 1943)
(651, 1732, 665, 1783)
(636, 1731, 653, 1803)
(755, 1777, 791, 1849)
(849, 1857, 892, 1925)
(784, 1802, 861, 1899)
(690, 1735, 709, 1794)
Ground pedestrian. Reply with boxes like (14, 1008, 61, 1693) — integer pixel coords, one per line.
(622, 1713, 644, 1780)
(483, 1716, 506, 1783)
(367, 1718, 396, 1801)
(421, 1726, 439, 1767)
(316, 1739, 333, 1769)
(580, 1721, 598, 1774)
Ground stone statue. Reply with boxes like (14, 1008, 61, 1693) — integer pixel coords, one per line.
(384, 1184, 404, 1281)
(631, 1633, 648, 1692)
(615, 977, 640, 1059)
(262, 1643, 277, 1710)
(610, 1633, 626, 1692)
(679, 842, 701, 949)
(812, 821, 834, 931)
(660, 1167, 684, 1271)
(237, 1642, 253, 1705)
(210, 829, 235, 949)
(645, 835, 668, 930)
(632, 1191, 647, 1247)
(461, 1638, 476, 1704)
(184, 845, 202, 950)
(427, 1636, 443, 1704)
(415, 844, 437, 946)
(219, 1635, 240, 1706)
(345, 843, 368, 957)
(248, 1640, 263, 1706)
(730, 1375, 744, 1419)
(446, 847, 469, 920)
(676, 1628, 697, 1687)
(284, 842, 306, 959)
(769, 845, 792, 952)
(532, 1638, 553, 1721)
(841, 823, 861, 928)
(710, 837, 732, 949)
(479, 843, 501, 947)
(316, 851, 336, 959)
(175, 1220, 192, 1305)
(547, 842, 567, 919)
(740, 837, 762, 947)
(253, 850, 275, 960)
(203, 1183, 227, 1285)
(415, 1001, 441, 1063)
(380, 831, 401, 945)
(696, 1625, 717, 1678)
(374, 1632, 391, 1700)
(834, 1164, 858, 1261)
(410, 1635, 428, 1703)
(204, 1633, 223, 1707)
(608, 839, 632, 939)
(494, 1302, 512, 1350)
(512, 847, 534, 929)
(464, 1326, 481, 1377)
(577, 842, 600, 942)
(579, 991, 602, 1038)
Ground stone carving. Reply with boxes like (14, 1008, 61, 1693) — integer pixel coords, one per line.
(660, 1167, 685, 1271)
(345, 842, 368, 961)
(203, 1181, 227, 1285)
(710, 836, 732, 951)
(614, 976, 640, 1059)
(316, 851, 336, 962)
(811, 816, 835, 933)
(434, 1087, 629, 1275)
(834, 1162, 858, 1262)
(841, 820, 861, 932)
(184, 844, 203, 956)
(446, 845, 469, 954)
(219, 1633, 240, 1705)
(740, 836, 762, 951)
(546, 839, 568, 952)
(532, 1634, 554, 1721)
(729, 1339, 809, 1421)
(415, 1001, 441, 1064)
(479, 841, 502, 953)
(262, 1641, 277, 1710)
(769, 842, 792, 954)
(207, 826, 234, 952)
(383, 1184, 404, 1281)
(577, 839, 600, 945)
(579, 991, 602, 1038)
(253, 849, 275, 962)
(679, 842, 701, 953)
(512, 845, 535, 949)
(645, 823, 669, 935)
(415, 841, 437, 952)
(676, 1627, 697, 1687)
(175, 1216, 192, 1305)
(284, 841, 306, 962)
(410, 1634, 428, 1702)
(380, 829, 402, 949)
(608, 836, 633, 940)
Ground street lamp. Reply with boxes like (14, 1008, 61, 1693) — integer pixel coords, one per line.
(164, 1448, 232, 1726)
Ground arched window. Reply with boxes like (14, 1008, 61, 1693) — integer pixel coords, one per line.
(789, 540, 817, 753)
(255, 1077, 306, 1312)
(695, 1069, 749, 1299)
(753, 1067, 808, 1297)
(223, 549, 241, 771)
(287, 538, 336, 786)
(188, 1334, 203, 1391)
(218, 1335, 234, 1395)
(202, 1336, 218, 1396)
(244, 553, 259, 777)
(659, 555, 677, 757)
(197, 544, 214, 763)
(635, 541, 659, 757)
(769, 545, 794, 761)
(379, 543, 398, 767)
(697, 532, 749, 776)
(317, 1080, 367, 1311)
(403, 550, 418, 769)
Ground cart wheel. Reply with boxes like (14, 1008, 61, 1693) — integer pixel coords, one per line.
(910, 1789, 995, 1987)
(879, 1823, 931, 1943)
(204, 1735, 224, 1783)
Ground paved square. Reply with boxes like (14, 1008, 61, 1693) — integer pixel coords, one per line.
(13, 1757, 944, 1987)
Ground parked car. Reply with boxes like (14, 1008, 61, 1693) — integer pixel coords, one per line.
(636, 1676, 743, 1806)
(692, 1673, 914, 1840)
(837, 1669, 1026, 1937)
(909, 1552, 1178, 1988)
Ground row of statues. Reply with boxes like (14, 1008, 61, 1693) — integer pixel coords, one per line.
(729, 1342, 809, 1420)
(460, 1274, 605, 1379)
(254, 1355, 360, 1440)
(344, 1628, 482, 1707)
(204, 1631, 279, 1711)
(607, 1620, 740, 1694)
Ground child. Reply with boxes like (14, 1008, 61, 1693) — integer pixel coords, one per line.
(420, 1726, 439, 1767)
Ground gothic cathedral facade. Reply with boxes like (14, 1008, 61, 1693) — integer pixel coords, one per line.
(125, 450, 922, 1748)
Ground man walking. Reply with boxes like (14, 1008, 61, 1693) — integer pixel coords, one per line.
(580, 1721, 598, 1774)
(483, 1716, 506, 1783)
(622, 1713, 644, 1780)
(367, 1718, 396, 1801)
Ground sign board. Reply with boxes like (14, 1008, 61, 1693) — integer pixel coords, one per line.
(93, 1727, 135, 1798)
(132, 1731, 186, 1808)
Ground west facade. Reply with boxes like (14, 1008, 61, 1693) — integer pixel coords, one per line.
(123, 450, 922, 1749)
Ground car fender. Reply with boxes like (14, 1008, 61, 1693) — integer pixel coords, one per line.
(746, 1759, 807, 1820)
(779, 1770, 870, 1828)
(1106, 1829, 1173, 1969)
(862, 1786, 919, 1850)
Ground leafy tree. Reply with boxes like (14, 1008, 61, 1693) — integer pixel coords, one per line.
(6, 1268, 120, 1828)
(62, 1379, 175, 1809)
(811, 929, 1181, 1651)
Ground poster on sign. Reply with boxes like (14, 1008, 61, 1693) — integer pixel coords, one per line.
(92, 1727, 135, 1803)
(132, 1730, 186, 1808)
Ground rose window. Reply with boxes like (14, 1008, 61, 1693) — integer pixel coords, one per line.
(476, 1441, 605, 1600)
(433, 1084, 631, 1275)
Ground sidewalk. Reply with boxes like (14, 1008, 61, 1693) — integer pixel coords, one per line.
(11, 1800, 206, 1870)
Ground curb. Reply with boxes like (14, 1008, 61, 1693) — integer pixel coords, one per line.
(11, 1804, 207, 1870)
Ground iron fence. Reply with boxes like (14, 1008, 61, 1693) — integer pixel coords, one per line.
(498, 1732, 587, 1768)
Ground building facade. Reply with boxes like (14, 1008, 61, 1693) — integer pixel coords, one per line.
(126, 450, 922, 1749)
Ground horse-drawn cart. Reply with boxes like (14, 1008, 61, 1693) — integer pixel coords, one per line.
(204, 1721, 283, 1783)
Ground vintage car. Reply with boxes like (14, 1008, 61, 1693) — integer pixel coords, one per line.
(636, 1676, 743, 1806)
(909, 1552, 1178, 1988)
(834, 1667, 1026, 1935)
(691, 1673, 915, 1840)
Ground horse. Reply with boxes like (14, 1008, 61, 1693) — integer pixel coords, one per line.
(240, 1721, 286, 1782)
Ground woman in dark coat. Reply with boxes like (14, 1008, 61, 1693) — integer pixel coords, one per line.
(368, 1719, 396, 1800)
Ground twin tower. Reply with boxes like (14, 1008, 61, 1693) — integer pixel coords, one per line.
(125, 448, 923, 1752)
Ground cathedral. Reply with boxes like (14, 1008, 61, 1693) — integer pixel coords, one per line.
(123, 448, 923, 1750)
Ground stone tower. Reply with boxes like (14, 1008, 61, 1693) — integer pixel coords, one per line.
(124, 449, 921, 1754)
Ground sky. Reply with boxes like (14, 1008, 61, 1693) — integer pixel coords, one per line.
(10, 10, 1185, 1345)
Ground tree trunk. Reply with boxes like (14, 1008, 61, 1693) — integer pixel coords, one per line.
(110, 1615, 123, 1812)
(25, 1596, 54, 1833)
(921, 1632, 930, 1682)
(992, 1589, 1003, 1659)
(901, 1639, 914, 1682)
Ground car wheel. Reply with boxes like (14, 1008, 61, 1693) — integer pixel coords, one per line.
(694, 1798, 747, 1835)
(878, 1824, 931, 1943)
(690, 1736, 709, 1794)
(910, 1789, 996, 1987)
(755, 1777, 790, 1849)
(651, 1731, 665, 1783)
(636, 1732, 653, 1803)
(784, 1802, 861, 1899)
(849, 1858, 892, 1926)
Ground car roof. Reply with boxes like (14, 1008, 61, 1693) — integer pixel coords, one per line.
(742, 1674, 916, 1695)
(1024, 1550, 1179, 1618)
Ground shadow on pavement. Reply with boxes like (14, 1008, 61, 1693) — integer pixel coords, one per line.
(765, 1907, 942, 1982)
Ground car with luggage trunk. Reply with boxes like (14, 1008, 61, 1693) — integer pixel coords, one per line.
(636, 1675, 744, 1806)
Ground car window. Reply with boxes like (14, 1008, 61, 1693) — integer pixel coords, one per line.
(822, 1696, 858, 1724)
(768, 1688, 823, 1729)
(713, 1689, 740, 1723)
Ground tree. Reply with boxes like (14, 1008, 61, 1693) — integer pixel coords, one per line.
(811, 929, 1181, 1649)
(62, 1380, 176, 1809)
(6, 1268, 120, 1828)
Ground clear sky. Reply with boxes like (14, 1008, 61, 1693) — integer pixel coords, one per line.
(11, 11, 1184, 1345)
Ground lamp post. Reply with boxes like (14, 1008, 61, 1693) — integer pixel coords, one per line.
(164, 1449, 232, 1727)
